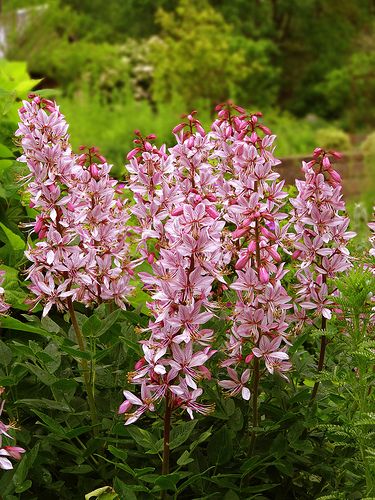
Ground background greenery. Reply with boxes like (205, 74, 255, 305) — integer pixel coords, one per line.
(2, 0, 375, 169)
(0, 2, 374, 499)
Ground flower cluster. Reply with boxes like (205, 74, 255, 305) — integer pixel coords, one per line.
(119, 116, 224, 424)
(210, 104, 293, 398)
(0, 389, 25, 470)
(0, 271, 10, 315)
(290, 149, 355, 325)
(16, 96, 133, 315)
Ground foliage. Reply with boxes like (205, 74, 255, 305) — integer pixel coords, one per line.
(150, 0, 244, 109)
(315, 128, 351, 152)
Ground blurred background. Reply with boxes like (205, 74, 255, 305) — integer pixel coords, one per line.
(0, 0, 374, 207)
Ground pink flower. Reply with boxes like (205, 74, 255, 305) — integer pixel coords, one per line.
(219, 368, 251, 400)
(252, 336, 289, 375)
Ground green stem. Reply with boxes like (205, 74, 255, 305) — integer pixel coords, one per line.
(67, 298, 98, 435)
(249, 357, 260, 455)
(162, 393, 172, 499)
(249, 217, 262, 453)
(309, 323, 327, 404)
(310, 274, 328, 404)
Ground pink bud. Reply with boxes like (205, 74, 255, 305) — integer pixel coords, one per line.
(330, 150, 342, 159)
(233, 227, 248, 239)
(250, 132, 258, 143)
(29, 201, 35, 208)
(34, 218, 43, 233)
(259, 266, 269, 284)
(135, 357, 146, 370)
(248, 240, 256, 254)
(258, 125, 271, 135)
(218, 110, 227, 119)
(171, 207, 184, 216)
(118, 400, 132, 414)
(261, 226, 276, 240)
(267, 247, 281, 262)
(67, 202, 75, 212)
(292, 249, 302, 260)
(147, 134, 157, 140)
(172, 123, 186, 134)
(89, 163, 99, 178)
(233, 104, 246, 114)
(242, 217, 253, 227)
(235, 253, 250, 270)
(144, 141, 153, 152)
(147, 253, 155, 264)
(245, 353, 254, 364)
(322, 156, 331, 169)
(127, 147, 140, 160)
(205, 193, 217, 202)
(313, 147, 323, 158)
(205, 205, 219, 219)
(195, 123, 205, 136)
(330, 169, 341, 183)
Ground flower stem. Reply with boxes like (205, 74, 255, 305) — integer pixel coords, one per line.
(249, 217, 261, 453)
(67, 298, 98, 434)
(310, 317, 327, 404)
(161, 392, 172, 499)
(249, 356, 260, 455)
(162, 392, 172, 476)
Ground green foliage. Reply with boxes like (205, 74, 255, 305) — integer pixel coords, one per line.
(315, 127, 351, 152)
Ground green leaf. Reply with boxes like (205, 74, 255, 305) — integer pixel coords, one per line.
(24, 362, 58, 386)
(14, 480, 32, 494)
(177, 450, 194, 466)
(31, 409, 66, 436)
(12, 442, 40, 490)
(113, 478, 137, 500)
(16, 398, 71, 412)
(0, 222, 25, 251)
(61, 465, 93, 474)
(154, 472, 184, 491)
(170, 420, 197, 450)
(126, 426, 161, 454)
(60, 344, 92, 360)
(0, 316, 50, 336)
(0, 159, 13, 172)
(0, 339, 12, 367)
(108, 445, 128, 462)
(82, 309, 121, 337)
(207, 426, 234, 465)
(0, 144, 14, 158)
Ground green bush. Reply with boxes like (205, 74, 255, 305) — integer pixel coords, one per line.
(315, 127, 351, 152)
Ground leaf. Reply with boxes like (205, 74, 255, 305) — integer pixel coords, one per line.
(82, 309, 121, 337)
(113, 478, 138, 500)
(61, 465, 93, 474)
(154, 472, 186, 491)
(126, 426, 161, 454)
(0, 316, 50, 336)
(15, 479, 32, 494)
(170, 420, 197, 450)
(24, 362, 58, 386)
(16, 398, 71, 412)
(31, 409, 66, 436)
(0, 144, 14, 158)
(12, 443, 40, 490)
(0, 222, 25, 250)
(82, 314, 102, 337)
(177, 450, 194, 466)
(0, 339, 12, 367)
(108, 445, 128, 462)
(207, 426, 234, 465)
